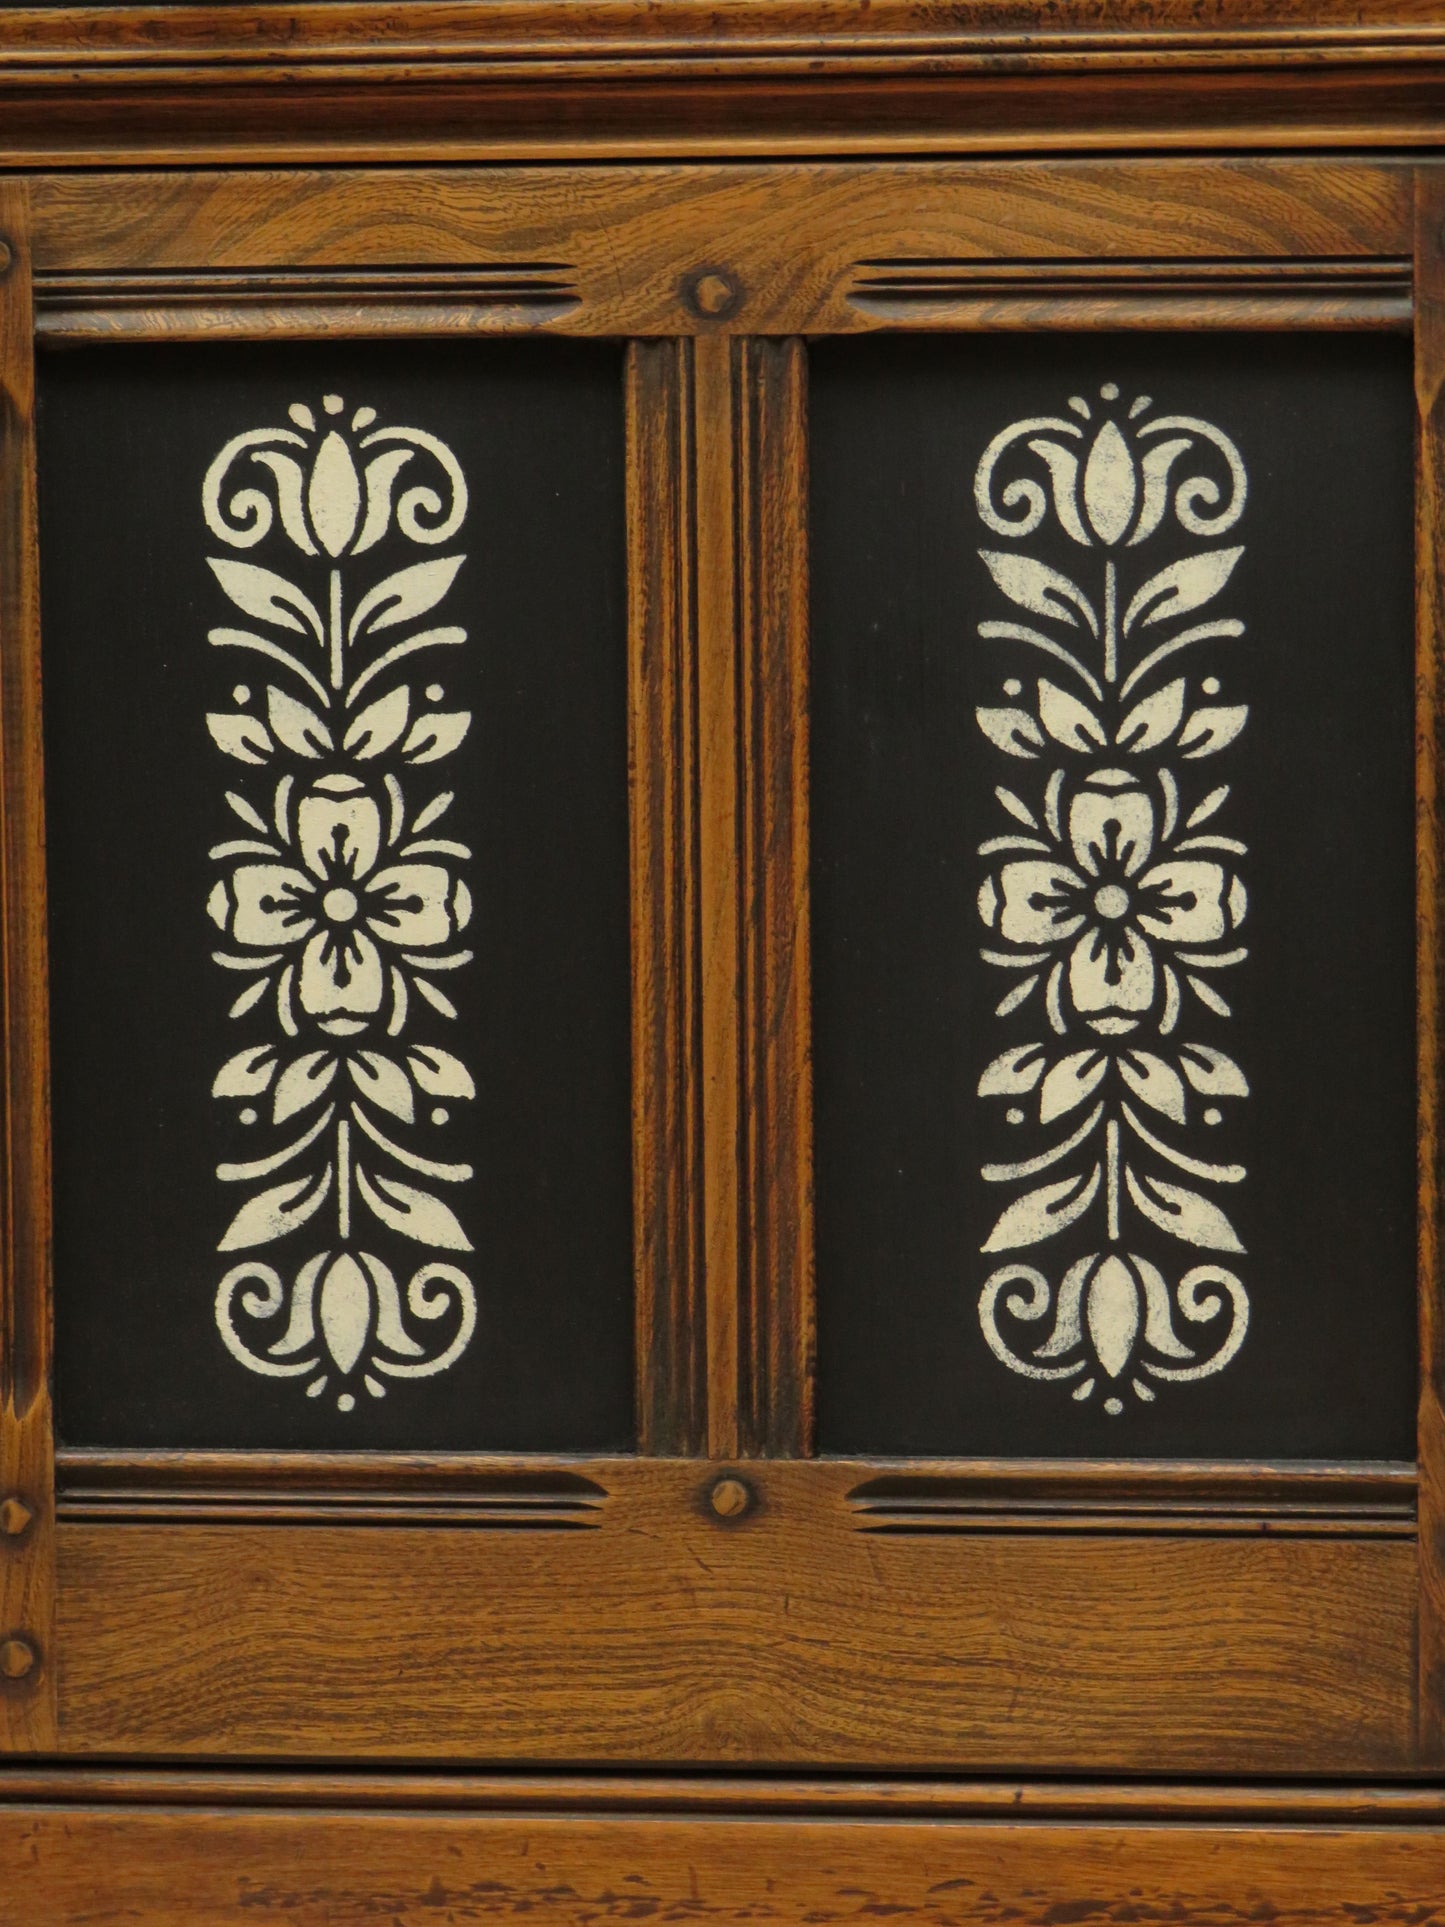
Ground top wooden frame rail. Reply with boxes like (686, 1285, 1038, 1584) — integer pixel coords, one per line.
(6, 1, 1445, 165)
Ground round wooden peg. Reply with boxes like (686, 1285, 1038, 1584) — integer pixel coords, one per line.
(709, 1475, 752, 1520)
(0, 1496, 34, 1538)
(0, 1635, 37, 1681)
(0, 239, 11, 275)
(682, 267, 743, 320)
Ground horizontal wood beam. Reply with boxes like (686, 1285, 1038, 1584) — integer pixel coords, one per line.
(3, 1803, 1445, 1927)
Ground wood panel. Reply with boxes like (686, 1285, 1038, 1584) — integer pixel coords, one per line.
(52, 1459, 1416, 1770)
(28, 162, 1412, 344)
(1418, 161, 1445, 1764)
(0, 180, 54, 1755)
(3, 1803, 1444, 1927)
(4, 5, 1445, 164)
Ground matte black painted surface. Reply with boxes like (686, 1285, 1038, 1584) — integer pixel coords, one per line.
(810, 334, 1417, 1458)
(39, 341, 635, 1450)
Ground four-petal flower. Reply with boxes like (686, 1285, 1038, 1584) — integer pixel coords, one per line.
(979, 768, 1245, 1037)
(209, 775, 471, 1038)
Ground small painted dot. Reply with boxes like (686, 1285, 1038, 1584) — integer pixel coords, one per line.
(1202, 676, 1221, 695)
(233, 684, 251, 704)
(240, 1107, 258, 1125)
(337, 1392, 355, 1412)
(1003, 678, 1022, 697)
(288, 403, 315, 432)
(1204, 1106, 1223, 1126)
(352, 406, 377, 431)
(431, 1107, 449, 1126)
(323, 393, 344, 415)
(1006, 1107, 1025, 1125)
(1100, 382, 1120, 401)
(1104, 1396, 1124, 1414)
(426, 683, 444, 702)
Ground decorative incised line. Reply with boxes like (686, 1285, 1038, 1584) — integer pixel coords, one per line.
(972, 381, 1251, 1415)
(202, 392, 478, 1414)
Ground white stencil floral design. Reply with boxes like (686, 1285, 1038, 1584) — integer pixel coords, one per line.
(973, 383, 1251, 1415)
(203, 394, 478, 1413)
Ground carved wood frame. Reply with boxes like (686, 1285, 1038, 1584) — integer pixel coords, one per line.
(0, 14, 1444, 1914)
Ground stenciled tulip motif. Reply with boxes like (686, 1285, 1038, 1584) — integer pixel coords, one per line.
(203, 394, 478, 1414)
(972, 383, 1251, 1415)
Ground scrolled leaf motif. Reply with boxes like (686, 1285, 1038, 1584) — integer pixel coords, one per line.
(974, 404, 1245, 552)
(204, 405, 470, 561)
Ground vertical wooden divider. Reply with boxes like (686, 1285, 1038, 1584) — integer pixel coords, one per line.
(0, 178, 56, 1751)
(1416, 163, 1445, 1763)
(736, 339, 814, 1458)
(627, 339, 708, 1457)
(626, 334, 814, 1460)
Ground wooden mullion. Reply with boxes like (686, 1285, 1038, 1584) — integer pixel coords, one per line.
(737, 338, 814, 1457)
(1416, 162, 1445, 1763)
(0, 178, 55, 1751)
(627, 339, 708, 1456)
(692, 332, 745, 1462)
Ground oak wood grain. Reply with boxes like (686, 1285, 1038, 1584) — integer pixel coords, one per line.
(27, 163, 1412, 345)
(52, 1459, 1416, 1769)
(1416, 160, 1445, 1764)
(0, 180, 54, 1756)
(687, 337, 814, 1458)
(628, 340, 707, 1457)
(5, 6, 1445, 165)
(8, 1763, 1445, 1820)
(4, 1805, 1445, 1927)
(693, 334, 743, 1462)
(735, 339, 813, 1457)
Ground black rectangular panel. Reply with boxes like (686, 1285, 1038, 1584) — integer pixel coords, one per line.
(810, 334, 1416, 1458)
(40, 341, 635, 1450)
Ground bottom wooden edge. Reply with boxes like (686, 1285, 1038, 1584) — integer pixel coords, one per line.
(3, 1766, 1445, 1822)
(0, 1799, 1441, 1926)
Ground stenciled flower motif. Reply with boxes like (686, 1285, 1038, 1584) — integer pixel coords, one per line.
(203, 393, 468, 559)
(974, 380, 1246, 550)
(970, 382, 1253, 1416)
(204, 395, 480, 1417)
(978, 766, 1246, 1039)
(208, 774, 471, 1040)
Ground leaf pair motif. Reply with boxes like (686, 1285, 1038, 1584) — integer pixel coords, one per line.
(979, 545, 1242, 640)
(209, 554, 464, 646)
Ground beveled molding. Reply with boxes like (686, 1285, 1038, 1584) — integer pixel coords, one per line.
(33, 267, 582, 339)
(2, 1777, 1444, 1927)
(844, 255, 1414, 330)
(2, 1766, 1445, 1822)
(34, 255, 1415, 343)
(5, 3, 1445, 163)
(54, 1451, 608, 1529)
(54, 1449, 1416, 1538)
